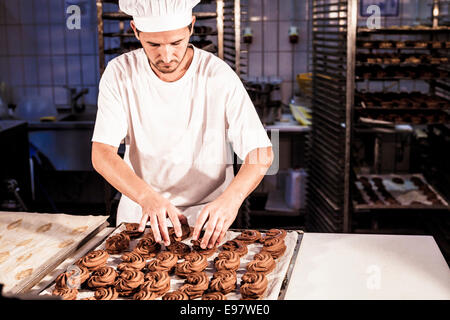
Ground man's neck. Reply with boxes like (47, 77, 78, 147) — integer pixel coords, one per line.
(150, 46, 194, 82)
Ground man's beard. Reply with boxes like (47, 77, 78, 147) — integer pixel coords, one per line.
(152, 60, 180, 74)
(150, 47, 189, 74)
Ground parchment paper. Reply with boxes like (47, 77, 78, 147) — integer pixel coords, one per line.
(0, 211, 108, 293)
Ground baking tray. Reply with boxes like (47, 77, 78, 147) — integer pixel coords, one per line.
(0, 212, 109, 294)
(354, 173, 449, 211)
(39, 224, 302, 300)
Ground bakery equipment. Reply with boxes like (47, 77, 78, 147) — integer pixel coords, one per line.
(96, 0, 248, 77)
(308, 0, 450, 238)
(36, 224, 302, 300)
(0, 211, 108, 294)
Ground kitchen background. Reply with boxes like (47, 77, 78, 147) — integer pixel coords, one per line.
(1, 0, 439, 109)
(0, 0, 448, 238)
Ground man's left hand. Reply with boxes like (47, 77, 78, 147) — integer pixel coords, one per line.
(192, 195, 242, 249)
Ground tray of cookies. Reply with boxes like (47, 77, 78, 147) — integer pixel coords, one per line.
(39, 223, 300, 300)
(353, 173, 449, 210)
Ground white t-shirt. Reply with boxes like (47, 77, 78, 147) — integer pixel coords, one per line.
(92, 45, 272, 226)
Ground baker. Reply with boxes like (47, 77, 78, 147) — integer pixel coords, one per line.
(91, 0, 273, 250)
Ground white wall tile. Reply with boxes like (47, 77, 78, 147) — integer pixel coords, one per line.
(65, 28, 80, 55)
(34, 0, 49, 24)
(20, 0, 34, 24)
(4, 0, 20, 24)
(9, 57, 24, 86)
(23, 57, 38, 86)
(278, 51, 293, 80)
(0, 57, 8, 83)
(263, 21, 278, 52)
(52, 56, 66, 85)
(0, 0, 5, 24)
(37, 56, 52, 85)
(263, 52, 278, 76)
(82, 55, 96, 86)
(279, 0, 294, 21)
(278, 21, 293, 51)
(0, 25, 6, 56)
(67, 55, 81, 86)
(248, 51, 263, 77)
(263, 0, 278, 21)
(7, 26, 23, 55)
(54, 86, 68, 105)
(248, 0, 263, 21)
(51, 27, 66, 55)
(36, 26, 51, 55)
(22, 26, 37, 55)
(293, 50, 308, 75)
(249, 20, 263, 52)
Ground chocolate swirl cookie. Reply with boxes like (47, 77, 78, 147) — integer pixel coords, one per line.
(246, 252, 276, 275)
(114, 270, 145, 296)
(94, 287, 118, 300)
(87, 266, 118, 289)
(133, 237, 161, 259)
(261, 237, 286, 259)
(175, 252, 208, 278)
(179, 272, 209, 299)
(240, 272, 268, 300)
(105, 233, 130, 254)
(133, 289, 159, 300)
(169, 223, 192, 242)
(167, 241, 191, 259)
(234, 230, 261, 244)
(209, 270, 237, 294)
(221, 239, 248, 257)
(142, 271, 171, 297)
(202, 292, 227, 300)
(55, 266, 90, 289)
(77, 250, 109, 271)
(146, 251, 178, 273)
(261, 229, 287, 242)
(122, 223, 144, 239)
(191, 239, 216, 257)
(214, 251, 240, 271)
(162, 290, 189, 300)
(52, 287, 78, 300)
(117, 252, 146, 271)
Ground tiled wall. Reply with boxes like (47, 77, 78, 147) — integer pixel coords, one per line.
(0, 0, 100, 109)
(0, 0, 444, 109)
(244, 0, 313, 105)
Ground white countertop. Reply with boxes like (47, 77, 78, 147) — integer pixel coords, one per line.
(284, 233, 450, 300)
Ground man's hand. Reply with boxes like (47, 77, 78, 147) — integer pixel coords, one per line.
(192, 195, 242, 249)
(138, 190, 187, 246)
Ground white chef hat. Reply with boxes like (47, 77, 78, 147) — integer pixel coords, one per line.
(119, 0, 201, 33)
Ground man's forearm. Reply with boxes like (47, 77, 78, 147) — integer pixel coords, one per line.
(92, 143, 155, 206)
(219, 146, 274, 205)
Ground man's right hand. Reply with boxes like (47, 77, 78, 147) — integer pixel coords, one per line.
(137, 189, 187, 246)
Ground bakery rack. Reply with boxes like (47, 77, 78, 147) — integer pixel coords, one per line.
(96, 0, 247, 77)
(307, 0, 450, 247)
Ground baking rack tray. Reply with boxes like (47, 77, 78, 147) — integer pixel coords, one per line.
(39, 224, 303, 300)
(354, 173, 449, 211)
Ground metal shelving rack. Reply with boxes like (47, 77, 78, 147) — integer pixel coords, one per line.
(307, 0, 450, 236)
(306, 0, 356, 233)
(96, 0, 246, 77)
(220, 0, 248, 77)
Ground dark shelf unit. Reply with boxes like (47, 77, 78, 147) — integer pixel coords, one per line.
(96, 0, 247, 77)
(308, 0, 450, 257)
